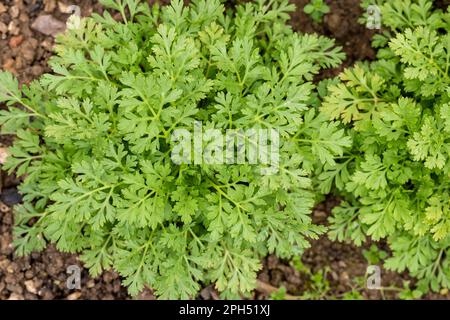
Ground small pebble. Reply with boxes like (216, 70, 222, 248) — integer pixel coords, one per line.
(0, 22, 7, 35)
(7, 293, 24, 300)
(0, 3, 7, 14)
(86, 279, 96, 288)
(9, 35, 23, 48)
(44, 0, 57, 13)
(67, 291, 82, 300)
(24, 280, 38, 294)
(31, 65, 44, 76)
(1, 188, 22, 206)
(8, 20, 21, 36)
(9, 5, 20, 19)
(31, 15, 66, 37)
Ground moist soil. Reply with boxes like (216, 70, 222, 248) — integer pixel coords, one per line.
(0, 0, 449, 300)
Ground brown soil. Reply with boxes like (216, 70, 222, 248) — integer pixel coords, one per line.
(436, 0, 450, 10)
(1, 207, 129, 300)
(0, 0, 448, 300)
(0, 0, 105, 84)
(255, 201, 410, 300)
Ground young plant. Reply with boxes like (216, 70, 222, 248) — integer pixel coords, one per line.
(304, 0, 330, 23)
(269, 257, 333, 300)
(0, 0, 347, 298)
(362, 244, 388, 265)
(322, 0, 450, 292)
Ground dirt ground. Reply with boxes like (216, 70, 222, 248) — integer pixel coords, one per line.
(0, 0, 448, 300)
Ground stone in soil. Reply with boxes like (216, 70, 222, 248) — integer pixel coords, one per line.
(0, 4, 7, 15)
(0, 22, 7, 37)
(9, 34, 23, 48)
(0, 188, 22, 206)
(0, 147, 9, 164)
(31, 14, 66, 36)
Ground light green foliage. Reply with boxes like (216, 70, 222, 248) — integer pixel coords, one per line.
(270, 286, 288, 300)
(341, 290, 364, 300)
(362, 244, 388, 265)
(322, 0, 450, 292)
(0, 0, 346, 298)
(304, 0, 330, 23)
(360, 0, 445, 32)
(398, 281, 426, 300)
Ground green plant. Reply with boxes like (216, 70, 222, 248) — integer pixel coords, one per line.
(362, 244, 388, 265)
(271, 257, 374, 300)
(270, 286, 288, 300)
(291, 256, 332, 300)
(322, 0, 450, 292)
(341, 290, 364, 300)
(304, 0, 330, 23)
(0, 0, 347, 298)
(398, 281, 425, 300)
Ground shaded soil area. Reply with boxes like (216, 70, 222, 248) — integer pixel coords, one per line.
(290, 0, 377, 79)
(255, 202, 409, 300)
(1, 205, 129, 300)
(0, 0, 448, 300)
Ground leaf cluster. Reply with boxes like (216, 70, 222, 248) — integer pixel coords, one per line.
(0, 0, 346, 298)
(303, 0, 330, 23)
(323, 0, 450, 291)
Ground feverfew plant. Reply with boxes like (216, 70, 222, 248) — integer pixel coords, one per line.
(0, 0, 347, 298)
(322, 0, 450, 291)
